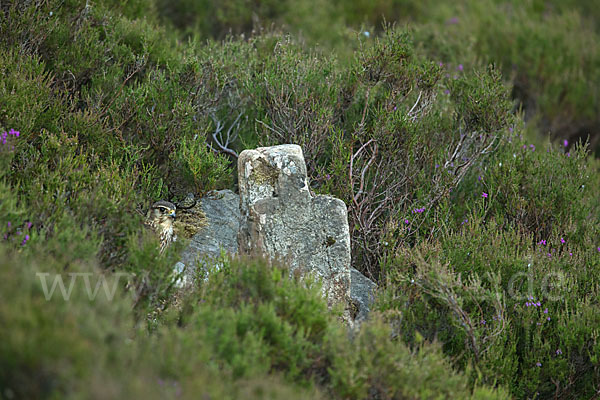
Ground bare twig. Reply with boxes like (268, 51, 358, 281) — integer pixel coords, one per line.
(208, 112, 241, 158)
(407, 90, 422, 116)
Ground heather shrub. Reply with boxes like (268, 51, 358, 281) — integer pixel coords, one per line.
(315, 29, 513, 279)
(409, 0, 600, 154)
(0, 247, 328, 399)
(0, 0, 232, 317)
(243, 36, 342, 176)
(2, 1, 599, 399)
(154, 0, 349, 53)
(160, 257, 510, 399)
(326, 317, 509, 399)
(377, 133, 600, 398)
(0, 247, 508, 399)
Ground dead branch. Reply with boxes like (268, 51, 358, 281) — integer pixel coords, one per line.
(208, 112, 241, 158)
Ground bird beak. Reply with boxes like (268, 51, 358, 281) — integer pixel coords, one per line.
(169, 210, 176, 218)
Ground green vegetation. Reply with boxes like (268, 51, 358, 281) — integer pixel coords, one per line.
(1, 0, 599, 398)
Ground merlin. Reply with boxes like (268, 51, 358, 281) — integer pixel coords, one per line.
(144, 200, 177, 253)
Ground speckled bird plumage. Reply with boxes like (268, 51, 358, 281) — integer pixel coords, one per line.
(145, 200, 176, 253)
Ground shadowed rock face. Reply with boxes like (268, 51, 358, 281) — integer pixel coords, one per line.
(237, 144, 351, 306)
(350, 267, 377, 321)
(175, 190, 240, 282)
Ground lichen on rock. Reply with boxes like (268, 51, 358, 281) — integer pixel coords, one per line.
(237, 144, 352, 307)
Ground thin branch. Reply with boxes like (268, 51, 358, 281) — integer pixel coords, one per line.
(209, 113, 239, 158)
(408, 90, 423, 116)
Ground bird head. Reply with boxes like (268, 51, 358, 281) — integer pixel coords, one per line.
(147, 200, 177, 228)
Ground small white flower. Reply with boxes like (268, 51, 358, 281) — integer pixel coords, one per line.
(410, 279, 415, 284)
(49, 11, 53, 16)
(363, 31, 370, 37)
(499, 162, 502, 167)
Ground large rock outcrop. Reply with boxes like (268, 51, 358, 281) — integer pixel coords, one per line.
(237, 144, 351, 306)
(175, 144, 376, 319)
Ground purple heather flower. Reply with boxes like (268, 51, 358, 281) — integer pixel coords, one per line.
(478, 175, 482, 181)
(530, 144, 535, 151)
(536, 302, 541, 307)
(509, 127, 513, 133)
(537, 322, 542, 326)
(563, 139, 568, 147)
(393, 106, 397, 111)
(560, 237, 566, 244)
(481, 319, 486, 325)
(543, 308, 548, 314)
(446, 17, 459, 25)
(526, 302, 531, 307)
(457, 64, 464, 71)
(439, 62, 444, 67)
(536, 362, 542, 367)
(539, 239, 547, 246)
(547, 317, 551, 321)
(461, 218, 468, 225)
(482, 192, 488, 198)
(556, 349, 562, 355)
(26, 221, 32, 229)
(7, 222, 11, 228)
(404, 219, 409, 224)
(597, 247, 600, 252)
(435, 164, 439, 168)
(444, 89, 450, 95)
(569, 252, 573, 256)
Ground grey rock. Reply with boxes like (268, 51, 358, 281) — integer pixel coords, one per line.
(176, 189, 240, 282)
(237, 144, 351, 306)
(350, 267, 377, 321)
(174, 145, 377, 321)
